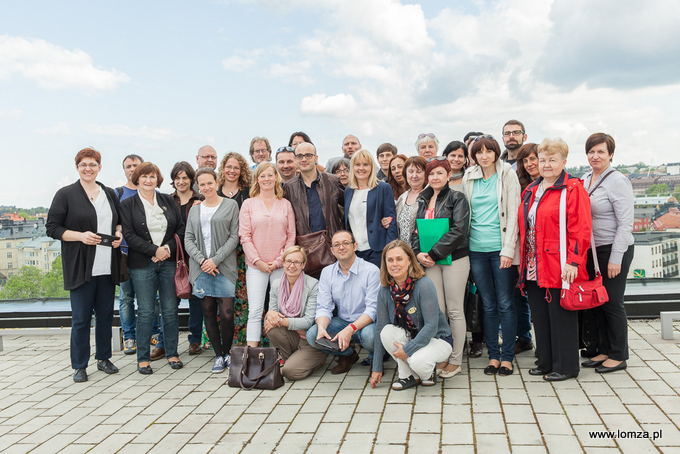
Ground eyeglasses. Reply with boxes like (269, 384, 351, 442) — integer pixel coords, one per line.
(473, 134, 495, 142)
(295, 153, 316, 161)
(199, 155, 217, 160)
(418, 133, 436, 139)
(426, 156, 447, 163)
(334, 168, 349, 175)
(502, 130, 524, 137)
(284, 259, 304, 267)
(253, 149, 269, 155)
(277, 146, 295, 155)
(331, 241, 353, 249)
(224, 165, 240, 172)
(78, 163, 99, 169)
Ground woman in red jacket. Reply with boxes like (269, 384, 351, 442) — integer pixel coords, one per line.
(518, 138, 592, 382)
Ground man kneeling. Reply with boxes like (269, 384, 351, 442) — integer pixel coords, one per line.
(307, 230, 380, 374)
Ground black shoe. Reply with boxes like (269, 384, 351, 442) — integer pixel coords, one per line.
(169, 360, 184, 370)
(543, 372, 578, 382)
(581, 359, 605, 368)
(499, 366, 514, 376)
(469, 342, 483, 358)
(73, 369, 88, 383)
(97, 359, 119, 374)
(513, 339, 534, 355)
(595, 361, 627, 374)
(484, 364, 499, 375)
(360, 358, 371, 366)
(528, 368, 548, 376)
(138, 365, 153, 375)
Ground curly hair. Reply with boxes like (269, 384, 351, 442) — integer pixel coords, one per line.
(217, 152, 252, 190)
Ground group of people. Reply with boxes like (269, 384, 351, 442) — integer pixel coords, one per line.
(47, 122, 634, 389)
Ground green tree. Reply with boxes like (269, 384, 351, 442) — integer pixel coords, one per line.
(42, 257, 69, 298)
(0, 266, 45, 299)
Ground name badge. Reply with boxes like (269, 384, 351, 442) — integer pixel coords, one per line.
(408, 307, 417, 315)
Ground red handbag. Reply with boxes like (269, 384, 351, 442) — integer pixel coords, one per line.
(558, 188, 608, 311)
(174, 233, 192, 299)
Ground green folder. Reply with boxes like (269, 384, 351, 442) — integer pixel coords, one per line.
(416, 218, 452, 265)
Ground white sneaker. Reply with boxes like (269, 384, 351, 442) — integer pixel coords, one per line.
(211, 356, 226, 374)
(224, 354, 231, 369)
(123, 339, 136, 355)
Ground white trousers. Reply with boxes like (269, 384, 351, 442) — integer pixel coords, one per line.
(246, 266, 284, 342)
(380, 324, 452, 380)
(425, 256, 469, 365)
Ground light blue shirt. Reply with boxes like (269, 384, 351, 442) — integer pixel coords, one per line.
(315, 256, 380, 323)
(469, 173, 502, 252)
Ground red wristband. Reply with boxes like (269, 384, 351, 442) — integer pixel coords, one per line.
(350, 323, 358, 332)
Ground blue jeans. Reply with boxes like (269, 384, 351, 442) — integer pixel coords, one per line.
(187, 297, 203, 344)
(70, 275, 115, 369)
(119, 275, 161, 341)
(469, 251, 517, 362)
(306, 317, 375, 358)
(130, 261, 179, 362)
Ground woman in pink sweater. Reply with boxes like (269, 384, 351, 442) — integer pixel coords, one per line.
(239, 162, 296, 347)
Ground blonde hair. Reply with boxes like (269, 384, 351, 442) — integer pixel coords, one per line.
(537, 138, 569, 160)
(380, 240, 425, 287)
(282, 246, 307, 265)
(349, 149, 379, 190)
(250, 162, 284, 198)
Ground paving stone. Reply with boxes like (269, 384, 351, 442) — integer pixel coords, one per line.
(347, 412, 381, 433)
(473, 412, 506, 434)
(312, 422, 349, 444)
(507, 423, 544, 446)
(229, 413, 267, 434)
(288, 411, 324, 433)
(535, 414, 573, 436)
(474, 433, 511, 453)
(443, 404, 472, 423)
(441, 423, 473, 445)
(407, 433, 442, 454)
(529, 396, 564, 414)
(338, 433, 375, 454)
(322, 404, 356, 423)
(375, 422, 409, 444)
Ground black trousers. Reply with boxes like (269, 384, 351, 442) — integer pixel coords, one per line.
(526, 281, 579, 376)
(69, 275, 115, 369)
(585, 244, 634, 361)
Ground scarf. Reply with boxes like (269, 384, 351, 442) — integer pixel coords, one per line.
(279, 272, 305, 318)
(449, 171, 464, 181)
(390, 277, 418, 338)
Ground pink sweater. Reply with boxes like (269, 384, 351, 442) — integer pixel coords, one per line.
(239, 197, 296, 269)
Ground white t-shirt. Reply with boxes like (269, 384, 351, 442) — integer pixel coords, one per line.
(92, 187, 113, 277)
(349, 189, 370, 251)
(200, 203, 220, 257)
(139, 192, 168, 247)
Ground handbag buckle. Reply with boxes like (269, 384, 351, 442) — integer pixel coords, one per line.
(259, 352, 264, 360)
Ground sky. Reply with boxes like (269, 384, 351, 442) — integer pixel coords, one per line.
(2, 0, 680, 208)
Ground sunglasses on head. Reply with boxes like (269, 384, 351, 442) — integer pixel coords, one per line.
(418, 133, 436, 140)
(473, 134, 495, 143)
(426, 156, 448, 163)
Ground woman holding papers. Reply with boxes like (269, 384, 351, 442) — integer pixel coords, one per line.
(412, 157, 470, 379)
(462, 135, 521, 376)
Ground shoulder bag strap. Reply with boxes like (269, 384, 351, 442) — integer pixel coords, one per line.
(174, 233, 185, 263)
(560, 187, 601, 290)
(587, 168, 616, 196)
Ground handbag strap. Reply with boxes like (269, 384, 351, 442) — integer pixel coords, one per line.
(559, 187, 600, 292)
(174, 233, 185, 263)
(587, 167, 616, 196)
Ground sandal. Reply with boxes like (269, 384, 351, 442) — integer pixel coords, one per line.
(392, 375, 420, 391)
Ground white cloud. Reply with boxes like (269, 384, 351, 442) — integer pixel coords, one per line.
(222, 55, 256, 72)
(0, 109, 22, 120)
(300, 93, 358, 117)
(0, 35, 130, 93)
(36, 121, 70, 135)
(80, 123, 214, 144)
(56, 177, 73, 189)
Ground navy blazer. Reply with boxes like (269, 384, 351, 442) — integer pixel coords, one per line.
(344, 181, 398, 252)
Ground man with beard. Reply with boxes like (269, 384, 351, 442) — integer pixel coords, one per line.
(500, 120, 527, 171)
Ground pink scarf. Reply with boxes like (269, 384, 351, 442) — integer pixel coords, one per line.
(279, 272, 305, 318)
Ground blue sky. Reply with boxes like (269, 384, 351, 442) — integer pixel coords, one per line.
(2, 0, 679, 207)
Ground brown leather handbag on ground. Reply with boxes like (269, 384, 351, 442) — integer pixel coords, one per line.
(228, 346, 285, 390)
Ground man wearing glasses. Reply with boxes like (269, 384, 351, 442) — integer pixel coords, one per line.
(249, 136, 272, 170)
(283, 143, 345, 278)
(500, 120, 527, 170)
(307, 230, 379, 374)
(196, 145, 218, 170)
(276, 146, 297, 183)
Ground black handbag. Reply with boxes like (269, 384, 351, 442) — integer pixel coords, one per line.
(465, 277, 483, 333)
(228, 346, 284, 390)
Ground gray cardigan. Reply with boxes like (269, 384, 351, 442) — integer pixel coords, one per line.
(185, 198, 240, 285)
(268, 274, 319, 332)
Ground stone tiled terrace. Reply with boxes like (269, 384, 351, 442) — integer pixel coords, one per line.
(0, 319, 679, 454)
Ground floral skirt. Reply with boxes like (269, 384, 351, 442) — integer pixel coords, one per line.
(202, 244, 269, 349)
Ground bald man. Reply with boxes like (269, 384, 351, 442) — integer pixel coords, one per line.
(325, 134, 361, 170)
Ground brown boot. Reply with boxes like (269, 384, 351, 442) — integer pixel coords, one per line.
(188, 343, 203, 355)
(331, 349, 359, 374)
(150, 347, 165, 361)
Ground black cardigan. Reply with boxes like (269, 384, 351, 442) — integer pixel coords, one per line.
(46, 181, 122, 290)
(119, 192, 185, 269)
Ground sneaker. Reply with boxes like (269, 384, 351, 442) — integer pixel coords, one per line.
(123, 339, 136, 355)
(150, 334, 159, 346)
(212, 356, 226, 374)
(224, 354, 231, 370)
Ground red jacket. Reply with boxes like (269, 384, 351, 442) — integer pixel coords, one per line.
(518, 171, 591, 290)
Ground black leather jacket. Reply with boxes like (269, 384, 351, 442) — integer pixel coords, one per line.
(283, 171, 345, 238)
(412, 185, 470, 262)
